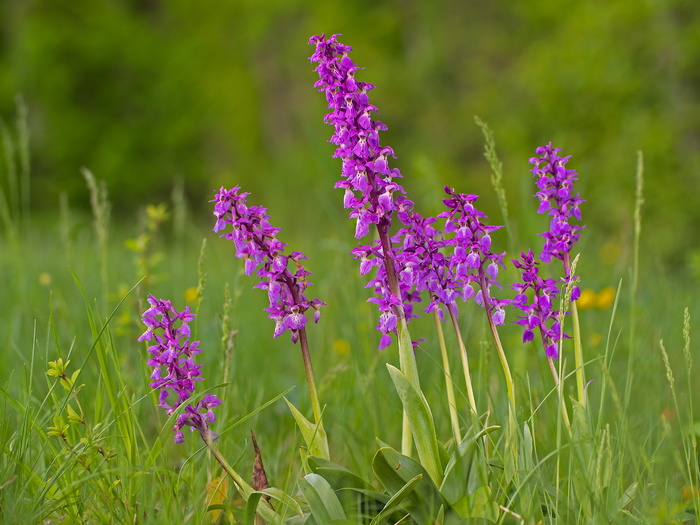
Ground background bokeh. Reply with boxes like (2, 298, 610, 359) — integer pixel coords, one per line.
(1, 0, 699, 265)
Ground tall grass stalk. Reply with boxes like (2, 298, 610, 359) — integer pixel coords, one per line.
(82, 168, 111, 314)
(475, 116, 511, 245)
(625, 151, 644, 410)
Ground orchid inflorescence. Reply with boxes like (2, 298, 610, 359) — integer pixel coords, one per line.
(212, 186, 325, 344)
(530, 142, 585, 267)
(510, 144, 585, 359)
(310, 33, 511, 348)
(511, 250, 568, 358)
(139, 295, 221, 443)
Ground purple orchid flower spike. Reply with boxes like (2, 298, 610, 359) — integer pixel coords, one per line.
(511, 250, 570, 359)
(212, 186, 325, 343)
(310, 33, 417, 349)
(530, 142, 585, 288)
(439, 187, 509, 324)
(512, 144, 585, 360)
(139, 295, 222, 443)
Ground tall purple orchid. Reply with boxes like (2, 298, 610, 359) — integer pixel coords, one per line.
(139, 295, 221, 443)
(309, 34, 414, 238)
(512, 144, 584, 367)
(213, 185, 328, 443)
(310, 33, 416, 350)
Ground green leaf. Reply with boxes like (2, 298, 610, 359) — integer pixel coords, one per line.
(386, 364, 442, 485)
(451, 486, 498, 522)
(284, 397, 330, 460)
(261, 487, 304, 517)
(440, 426, 497, 508)
(66, 404, 82, 424)
(372, 445, 445, 524)
(369, 473, 423, 525)
(244, 493, 263, 525)
(307, 456, 373, 491)
(298, 473, 346, 522)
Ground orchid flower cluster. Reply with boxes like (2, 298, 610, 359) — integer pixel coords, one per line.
(212, 186, 324, 343)
(310, 34, 511, 349)
(510, 144, 584, 359)
(309, 33, 416, 349)
(139, 295, 221, 443)
(530, 142, 585, 267)
(511, 250, 567, 358)
(439, 187, 509, 325)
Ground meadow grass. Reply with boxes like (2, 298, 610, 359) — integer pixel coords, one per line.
(1, 106, 699, 523)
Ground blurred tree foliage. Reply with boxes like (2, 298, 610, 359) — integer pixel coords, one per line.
(0, 0, 699, 260)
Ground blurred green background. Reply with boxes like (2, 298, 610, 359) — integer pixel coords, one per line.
(1, 0, 699, 264)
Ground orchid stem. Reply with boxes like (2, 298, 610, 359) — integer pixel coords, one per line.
(448, 308, 477, 416)
(298, 327, 323, 428)
(378, 219, 420, 457)
(564, 253, 585, 406)
(547, 355, 572, 433)
(434, 310, 462, 444)
(485, 308, 515, 410)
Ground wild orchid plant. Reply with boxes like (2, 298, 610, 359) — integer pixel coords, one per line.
(137, 34, 591, 522)
(138, 295, 283, 522)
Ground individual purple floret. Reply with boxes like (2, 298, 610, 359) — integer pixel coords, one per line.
(212, 186, 324, 343)
(139, 295, 222, 443)
(439, 187, 509, 325)
(530, 142, 585, 266)
(511, 250, 568, 359)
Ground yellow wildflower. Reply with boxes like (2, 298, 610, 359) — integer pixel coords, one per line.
(333, 339, 351, 356)
(184, 286, 199, 303)
(576, 289, 597, 310)
(596, 286, 616, 309)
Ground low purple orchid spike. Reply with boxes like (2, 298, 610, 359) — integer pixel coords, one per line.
(510, 250, 569, 359)
(439, 187, 509, 324)
(139, 295, 222, 443)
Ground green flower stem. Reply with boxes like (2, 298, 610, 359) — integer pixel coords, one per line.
(547, 355, 572, 433)
(287, 281, 328, 458)
(570, 301, 585, 406)
(298, 327, 323, 429)
(448, 308, 477, 415)
(434, 310, 462, 445)
(202, 431, 282, 523)
(564, 253, 585, 406)
(377, 219, 420, 456)
(485, 308, 516, 410)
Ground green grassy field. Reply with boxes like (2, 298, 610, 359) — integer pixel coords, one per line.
(1, 113, 698, 524)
